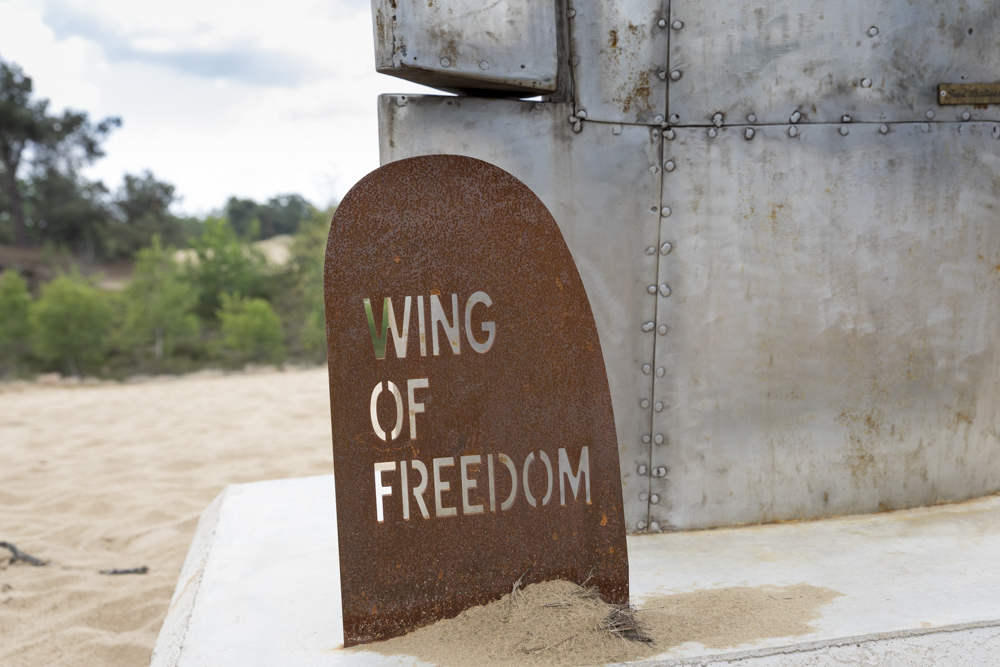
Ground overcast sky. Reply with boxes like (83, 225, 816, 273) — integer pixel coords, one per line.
(0, 0, 433, 215)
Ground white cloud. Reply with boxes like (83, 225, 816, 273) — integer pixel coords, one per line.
(0, 0, 434, 214)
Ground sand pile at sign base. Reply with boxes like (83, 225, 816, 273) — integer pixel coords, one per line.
(360, 579, 842, 667)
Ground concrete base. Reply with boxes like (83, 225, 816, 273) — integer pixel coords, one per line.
(151, 475, 1000, 666)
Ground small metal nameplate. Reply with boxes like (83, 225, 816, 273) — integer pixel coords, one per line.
(939, 83, 1000, 106)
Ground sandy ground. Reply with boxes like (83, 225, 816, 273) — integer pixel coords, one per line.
(0, 368, 333, 667)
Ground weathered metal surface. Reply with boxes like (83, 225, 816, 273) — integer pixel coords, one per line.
(568, 0, 669, 125)
(668, 0, 1000, 124)
(324, 155, 628, 645)
(378, 95, 663, 531)
(651, 122, 1000, 529)
(371, 0, 558, 95)
(939, 83, 1000, 106)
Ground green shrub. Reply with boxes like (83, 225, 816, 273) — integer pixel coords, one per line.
(218, 295, 285, 364)
(0, 270, 32, 374)
(31, 272, 112, 375)
(186, 217, 268, 320)
(123, 236, 198, 358)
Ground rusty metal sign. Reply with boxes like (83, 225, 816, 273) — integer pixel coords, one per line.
(324, 155, 629, 646)
(939, 83, 1000, 106)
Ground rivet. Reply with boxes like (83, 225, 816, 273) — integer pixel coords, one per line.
(861, 78, 872, 88)
(640, 399, 650, 409)
(663, 129, 676, 140)
(659, 284, 671, 297)
(941, 90, 948, 98)
(637, 520, 647, 530)
(921, 123, 930, 132)
(839, 125, 849, 136)
(868, 26, 879, 37)
(576, 109, 587, 119)
(395, 95, 408, 107)
(747, 113, 757, 123)
(650, 494, 660, 504)
(658, 71, 667, 81)
(664, 160, 676, 172)
(654, 402, 664, 412)
(926, 110, 935, 120)
(651, 129, 660, 140)
(654, 433, 664, 444)
(572, 120, 582, 134)
(842, 115, 852, 123)
(649, 521, 661, 531)
(670, 70, 682, 81)
(744, 127, 755, 140)
(479, 60, 490, 71)
(672, 20, 684, 30)
(879, 124, 889, 134)
(962, 111, 971, 121)
(669, 113, 680, 123)
(649, 165, 660, 175)
(639, 491, 649, 501)
(654, 114, 664, 124)
(647, 284, 657, 294)
(612, 124, 623, 135)
(567, 8, 576, 17)
(993, 126, 1000, 140)
(655, 367, 665, 378)
(571, 55, 581, 66)
(788, 126, 799, 137)
(660, 241, 673, 255)
(657, 18, 667, 28)
(638, 464, 648, 475)
(790, 111, 801, 124)
(657, 324, 668, 335)
(642, 364, 651, 374)
(653, 466, 667, 477)
(440, 57, 451, 67)
(645, 245, 656, 255)
(642, 321, 655, 332)
(641, 434, 651, 444)
(708, 128, 718, 138)
(650, 206, 659, 213)
(660, 206, 672, 217)
(712, 112, 724, 127)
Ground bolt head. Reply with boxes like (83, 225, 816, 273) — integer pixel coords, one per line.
(637, 521, 647, 530)
(567, 8, 576, 17)
(660, 206, 672, 217)
(842, 115, 852, 123)
(654, 114, 664, 123)
(657, 324, 668, 335)
(868, 26, 879, 36)
(747, 113, 757, 123)
(657, 18, 667, 28)
(645, 245, 656, 255)
(440, 57, 451, 67)
(654, 402, 664, 412)
(655, 367, 665, 378)
(654, 433, 664, 443)
(708, 128, 718, 138)
(647, 284, 657, 294)
(839, 125, 849, 136)
(641, 434, 651, 444)
(660, 241, 673, 255)
(640, 399, 650, 408)
(672, 20, 683, 30)
(962, 111, 971, 121)
(788, 126, 799, 137)
(642, 364, 651, 374)
(670, 70, 682, 81)
(479, 60, 490, 71)
(650, 494, 660, 504)
(926, 110, 935, 120)
(638, 464, 648, 475)
(664, 160, 676, 172)
(576, 109, 587, 119)
(649, 521, 661, 531)
(879, 124, 889, 134)
(744, 127, 755, 140)
(790, 111, 801, 123)
(659, 284, 671, 297)
(664, 129, 676, 140)
(669, 114, 680, 123)
(861, 78, 872, 88)
(639, 492, 649, 501)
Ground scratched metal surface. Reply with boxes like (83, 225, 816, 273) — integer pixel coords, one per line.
(371, 0, 558, 95)
(650, 122, 1000, 529)
(324, 155, 628, 645)
(379, 95, 663, 533)
(568, 0, 669, 125)
(668, 0, 1000, 125)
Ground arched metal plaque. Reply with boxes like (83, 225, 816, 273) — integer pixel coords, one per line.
(324, 155, 629, 646)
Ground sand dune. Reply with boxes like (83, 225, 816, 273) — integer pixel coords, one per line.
(0, 368, 333, 666)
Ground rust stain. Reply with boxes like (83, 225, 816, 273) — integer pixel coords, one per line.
(608, 29, 619, 49)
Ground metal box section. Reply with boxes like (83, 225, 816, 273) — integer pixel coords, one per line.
(378, 95, 662, 532)
(652, 122, 1000, 530)
(371, 0, 558, 95)
(668, 0, 1000, 125)
(373, 0, 1000, 531)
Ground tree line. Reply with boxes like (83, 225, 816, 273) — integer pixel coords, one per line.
(0, 55, 331, 379)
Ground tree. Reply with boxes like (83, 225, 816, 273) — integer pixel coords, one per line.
(123, 236, 198, 359)
(226, 193, 317, 240)
(107, 171, 187, 257)
(219, 295, 286, 364)
(0, 56, 119, 247)
(186, 217, 268, 320)
(31, 272, 112, 375)
(0, 270, 32, 374)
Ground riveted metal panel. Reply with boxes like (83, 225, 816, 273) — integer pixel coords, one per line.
(568, 0, 669, 124)
(668, 0, 1000, 126)
(650, 122, 1000, 531)
(371, 0, 558, 95)
(378, 95, 663, 530)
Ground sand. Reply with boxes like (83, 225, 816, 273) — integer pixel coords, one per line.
(0, 367, 333, 667)
(1, 368, 841, 667)
(364, 580, 841, 666)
